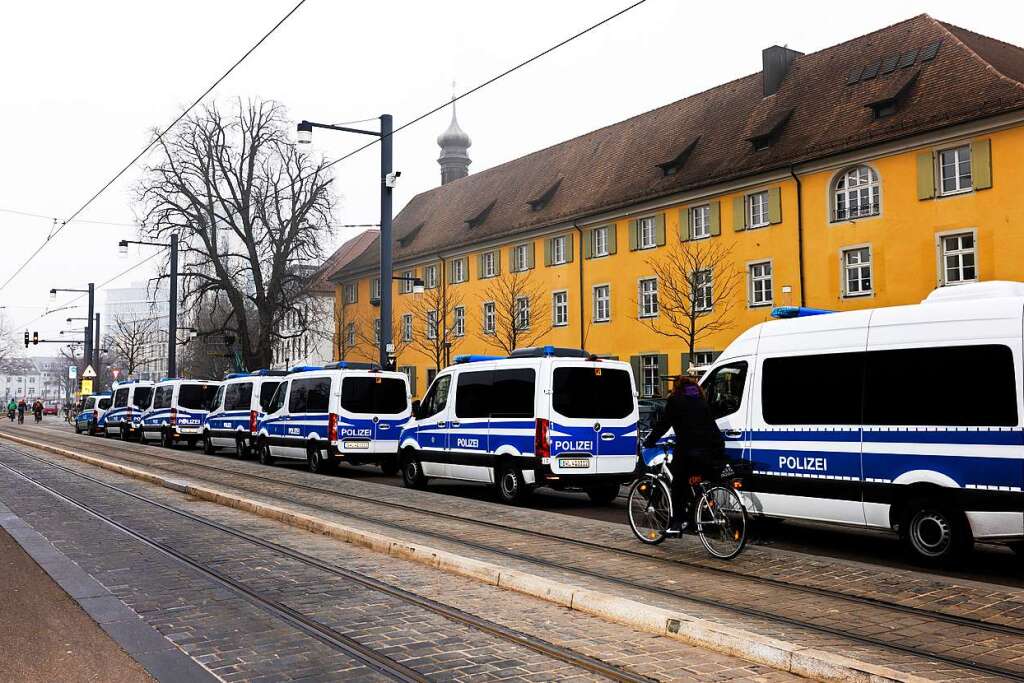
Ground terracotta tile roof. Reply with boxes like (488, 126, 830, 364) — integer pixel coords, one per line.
(306, 229, 377, 293)
(337, 15, 1024, 279)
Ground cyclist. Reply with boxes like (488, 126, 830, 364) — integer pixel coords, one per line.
(642, 375, 724, 536)
(6, 398, 15, 422)
(16, 398, 27, 424)
(32, 399, 43, 423)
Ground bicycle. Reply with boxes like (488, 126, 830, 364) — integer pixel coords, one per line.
(627, 440, 749, 559)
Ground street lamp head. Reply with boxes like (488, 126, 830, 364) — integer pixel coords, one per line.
(412, 277, 425, 295)
(118, 240, 129, 256)
(296, 120, 313, 146)
(49, 288, 57, 300)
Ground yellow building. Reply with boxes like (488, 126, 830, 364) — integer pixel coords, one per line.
(330, 15, 1024, 398)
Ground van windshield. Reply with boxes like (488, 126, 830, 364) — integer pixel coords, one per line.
(552, 366, 633, 419)
(340, 377, 407, 414)
(179, 384, 217, 410)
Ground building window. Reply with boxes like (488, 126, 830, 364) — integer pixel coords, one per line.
(481, 251, 497, 278)
(593, 285, 610, 322)
(639, 277, 658, 318)
(424, 264, 438, 289)
(373, 318, 381, 344)
(552, 291, 568, 327)
(940, 232, 977, 285)
(399, 270, 414, 294)
(593, 226, 609, 257)
(690, 205, 711, 239)
(638, 216, 656, 249)
(427, 368, 438, 387)
(692, 351, 715, 367)
(451, 258, 467, 283)
(401, 313, 413, 342)
(939, 146, 972, 195)
(515, 296, 531, 329)
(344, 283, 357, 304)
(512, 244, 530, 272)
(453, 306, 465, 337)
(371, 278, 381, 301)
(426, 310, 438, 340)
(641, 355, 660, 398)
(747, 192, 769, 228)
(748, 261, 773, 307)
(551, 235, 568, 265)
(842, 247, 872, 297)
(345, 322, 356, 348)
(832, 166, 880, 221)
(483, 302, 496, 335)
(694, 269, 713, 311)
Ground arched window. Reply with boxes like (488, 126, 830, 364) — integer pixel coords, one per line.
(832, 166, 880, 221)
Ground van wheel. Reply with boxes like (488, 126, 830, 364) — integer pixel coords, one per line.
(235, 437, 250, 460)
(585, 484, 621, 505)
(258, 440, 275, 466)
(497, 464, 528, 504)
(380, 455, 399, 477)
(88, 423, 96, 436)
(203, 435, 216, 455)
(74, 423, 81, 434)
(186, 438, 197, 449)
(900, 498, 972, 565)
(401, 452, 428, 489)
(161, 429, 174, 449)
(307, 444, 332, 475)
(120, 427, 130, 441)
(138, 430, 148, 445)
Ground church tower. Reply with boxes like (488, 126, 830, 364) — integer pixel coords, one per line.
(437, 104, 471, 185)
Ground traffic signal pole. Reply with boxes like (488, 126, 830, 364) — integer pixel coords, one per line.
(84, 282, 94, 369)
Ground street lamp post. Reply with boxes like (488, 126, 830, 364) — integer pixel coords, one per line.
(119, 234, 179, 377)
(51, 284, 94, 371)
(296, 116, 397, 368)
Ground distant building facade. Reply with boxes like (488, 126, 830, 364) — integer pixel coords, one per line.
(103, 280, 169, 381)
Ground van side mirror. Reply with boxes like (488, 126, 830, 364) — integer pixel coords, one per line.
(411, 399, 421, 418)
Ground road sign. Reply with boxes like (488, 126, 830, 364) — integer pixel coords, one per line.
(81, 379, 93, 395)
(82, 365, 96, 378)
(112, 368, 121, 380)
(69, 366, 78, 380)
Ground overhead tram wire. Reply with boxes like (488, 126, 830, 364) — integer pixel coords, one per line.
(0, 0, 310, 293)
(318, 0, 648, 175)
(0, 207, 136, 228)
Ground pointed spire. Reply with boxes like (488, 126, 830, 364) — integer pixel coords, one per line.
(438, 82, 471, 185)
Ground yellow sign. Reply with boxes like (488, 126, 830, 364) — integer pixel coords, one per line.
(80, 379, 93, 395)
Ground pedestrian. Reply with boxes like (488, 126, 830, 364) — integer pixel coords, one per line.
(642, 375, 725, 535)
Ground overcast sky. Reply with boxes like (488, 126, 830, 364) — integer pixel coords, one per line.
(2, 0, 1021, 354)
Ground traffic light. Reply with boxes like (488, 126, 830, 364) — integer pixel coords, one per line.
(32, 331, 38, 345)
(23, 331, 29, 348)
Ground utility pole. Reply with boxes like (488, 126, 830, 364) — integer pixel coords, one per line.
(379, 114, 394, 370)
(168, 233, 178, 377)
(94, 312, 101, 388)
(85, 282, 94, 370)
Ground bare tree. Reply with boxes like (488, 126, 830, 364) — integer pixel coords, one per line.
(333, 301, 362, 362)
(352, 313, 410, 364)
(104, 315, 157, 378)
(635, 238, 741, 362)
(480, 271, 551, 355)
(135, 97, 336, 371)
(405, 284, 464, 372)
(0, 312, 19, 373)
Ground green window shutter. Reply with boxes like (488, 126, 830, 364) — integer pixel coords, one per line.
(493, 251, 501, 276)
(507, 247, 515, 272)
(629, 219, 640, 251)
(527, 242, 536, 269)
(971, 139, 992, 190)
(447, 261, 455, 284)
(477, 253, 484, 279)
(629, 355, 641, 388)
(680, 353, 691, 374)
(916, 151, 936, 200)
(654, 213, 666, 246)
(544, 238, 553, 266)
(768, 187, 782, 224)
(733, 196, 746, 231)
(409, 366, 417, 397)
(656, 354, 669, 396)
(608, 224, 618, 254)
(709, 200, 721, 236)
(565, 233, 574, 263)
(584, 229, 593, 259)
(679, 208, 690, 241)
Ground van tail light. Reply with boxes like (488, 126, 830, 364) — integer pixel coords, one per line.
(170, 408, 177, 426)
(250, 410, 258, 434)
(534, 418, 550, 459)
(328, 413, 338, 442)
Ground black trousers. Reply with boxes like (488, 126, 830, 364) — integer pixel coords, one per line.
(669, 448, 718, 528)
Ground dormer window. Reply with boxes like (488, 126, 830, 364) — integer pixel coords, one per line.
(656, 137, 700, 176)
(465, 201, 495, 229)
(745, 108, 793, 151)
(527, 178, 562, 211)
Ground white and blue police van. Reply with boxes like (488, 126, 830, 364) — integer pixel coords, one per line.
(74, 392, 112, 436)
(255, 362, 411, 474)
(202, 369, 287, 458)
(698, 281, 1024, 564)
(140, 378, 221, 448)
(103, 380, 155, 441)
(399, 346, 640, 504)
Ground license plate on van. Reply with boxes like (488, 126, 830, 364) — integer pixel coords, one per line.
(344, 440, 369, 449)
(558, 457, 591, 469)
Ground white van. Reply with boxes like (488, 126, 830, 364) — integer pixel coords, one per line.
(103, 380, 155, 441)
(140, 378, 221, 448)
(398, 347, 640, 504)
(700, 281, 1024, 563)
(255, 363, 411, 474)
(202, 370, 287, 458)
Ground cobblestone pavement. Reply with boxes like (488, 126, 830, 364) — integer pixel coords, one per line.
(0, 443, 796, 683)
(11, 425, 1023, 681)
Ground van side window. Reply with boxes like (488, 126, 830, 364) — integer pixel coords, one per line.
(133, 387, 153, 409)
(455, 371, 491, 419)
(704, 362, 749, 420)
(113, 388, 129, 408)
(762, 354, 862, 425)
(420, 375, 451, 419)
(490, 369, 536, 418)
(225, 383, 254, 411)
(99, 398, 112, 410)
(266, 383, 287, 414)
(211, 386, 226, 412)
(154, 386, 173, 409)
(259, 382, 281, 411)
(864, 344, 1017, 426)
(290, 378, 330, 413)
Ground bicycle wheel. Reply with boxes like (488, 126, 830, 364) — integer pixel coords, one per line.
(627, 476, 673, 545)
(696, 486, 748, 559)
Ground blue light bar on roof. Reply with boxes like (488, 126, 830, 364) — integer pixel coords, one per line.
(323, 361, 379, 371)
(453, 354, 505, 364)
(289, 365, 322, 373)
(225, 373, 248, 379)
(770, 306, 835, 319)
(249, 369, 288, 377)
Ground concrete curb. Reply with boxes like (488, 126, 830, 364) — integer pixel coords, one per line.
(0, 431, 935, 683)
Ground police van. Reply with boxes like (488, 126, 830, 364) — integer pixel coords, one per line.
(140, 378, 221, 448)
(203, 369, 287, 457)
(699, 281, 1024, 564)
(399, 347, 640, 504)
(255, 362, 411, 474)
(74, 392, 112, 436)
(103, 380, 155, 441)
